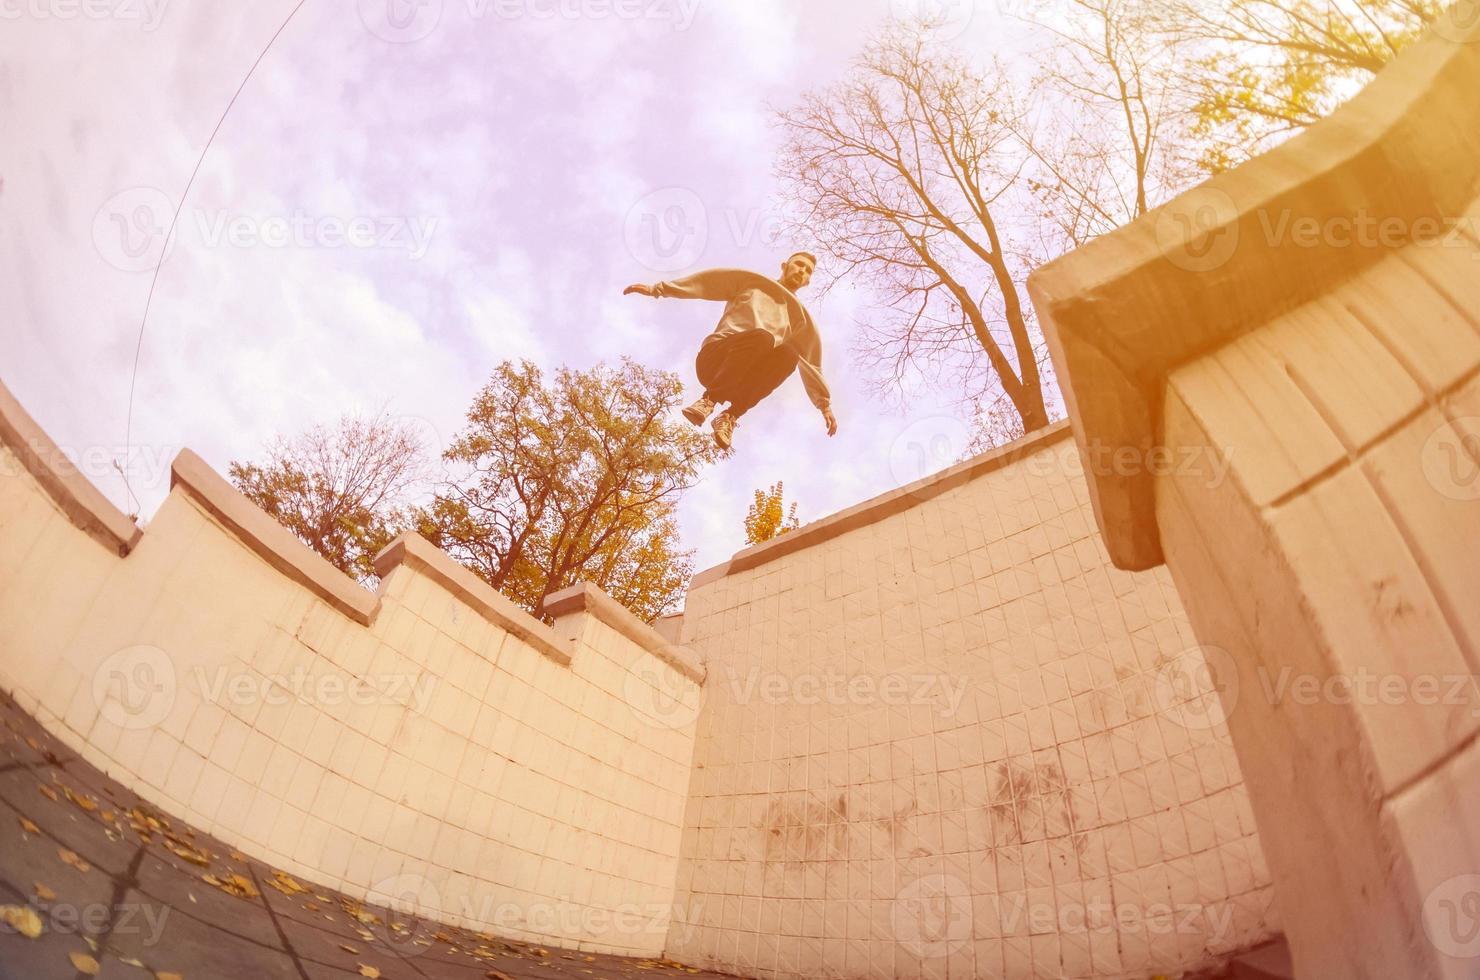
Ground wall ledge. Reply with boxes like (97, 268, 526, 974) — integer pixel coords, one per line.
(1027, 7, 1480, 570)
(0, 377, 142, 556)
(171, 449, 381, 625)
(1, 362, 702, 682)
(541, 583, 706, 685)
(688, 419, 1075, 590)
(373, 532, 573, 667)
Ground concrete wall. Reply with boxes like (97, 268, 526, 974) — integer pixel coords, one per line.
(0, 381, 705, 956)
(1029, 8, 1480, 978)
(665, 425, 1277, 979)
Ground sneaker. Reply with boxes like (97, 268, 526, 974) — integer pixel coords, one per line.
(682, 396, 716, 426)
(711, 411, 737, 449)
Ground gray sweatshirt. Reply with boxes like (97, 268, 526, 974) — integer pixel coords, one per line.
(653, 268, 832, 410)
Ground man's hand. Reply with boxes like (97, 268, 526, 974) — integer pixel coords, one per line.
(822, 406, 838, 436)
(623, 283, 656, 297)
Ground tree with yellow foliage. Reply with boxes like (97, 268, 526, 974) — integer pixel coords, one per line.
(743, 481, 802, 545)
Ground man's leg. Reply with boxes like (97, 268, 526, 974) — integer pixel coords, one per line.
(695, 331, 775, 405)
(724, 341, 798, 419)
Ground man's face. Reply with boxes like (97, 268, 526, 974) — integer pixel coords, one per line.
(780, 254, 815, 291)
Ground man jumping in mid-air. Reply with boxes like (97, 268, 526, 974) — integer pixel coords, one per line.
(624, 251, 837, 450)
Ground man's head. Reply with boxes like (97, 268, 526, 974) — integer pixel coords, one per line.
(779, 251, 817, 292)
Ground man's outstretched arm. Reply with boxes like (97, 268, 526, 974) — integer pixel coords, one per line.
(622, 269, 749, 302)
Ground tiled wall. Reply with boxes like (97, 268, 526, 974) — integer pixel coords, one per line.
(1155, 233, 1480, 980)
(0, 441, 699, 956)
(667, 431, 1277, 978)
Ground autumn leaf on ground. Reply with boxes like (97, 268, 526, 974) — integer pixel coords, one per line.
(0, 905, 44, 939)
(39, 785, 59, 802)
(68, 951, 100, 975)
(18, 816, 40, 834)
(486, 971, 514, 980)
(339, 944, 360, 955)
(58, 849, 91, 873)
(358, 965, 381, 978)
(202, 873, 259, 900)
(129, 807, 166, 835)
(156, 973, 184, 980)
(268, 871, 310, 896)
(63, 787, 99, 812)
(164, 840, 211, 867)
(33, 882, 56, 902)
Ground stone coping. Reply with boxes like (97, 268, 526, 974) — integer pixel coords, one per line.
(373, 532, 573, 667)
(541, 582, 706, 684)
(1, 377, 702, 680)
(688, 419, 1075, 590)
(172, 449, 383, 625)
(1027, 6, 1480, 570)
(0, 376, 142, 556)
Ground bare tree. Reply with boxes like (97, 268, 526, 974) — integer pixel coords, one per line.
(775, 27, 1053, 436)
(1019, 0, 1188, 247)
(230, 413, 427, 584)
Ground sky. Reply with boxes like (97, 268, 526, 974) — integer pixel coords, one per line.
(0, 0, 1044, 581)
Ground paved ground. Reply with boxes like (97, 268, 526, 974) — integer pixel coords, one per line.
(0, 690, 738, 980)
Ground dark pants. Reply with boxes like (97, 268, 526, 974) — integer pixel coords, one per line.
(695, 331, 797, 419)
